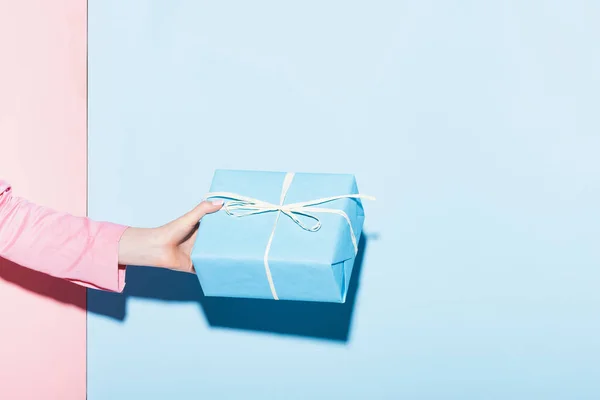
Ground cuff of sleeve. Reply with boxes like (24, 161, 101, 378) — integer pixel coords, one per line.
(86, 222, 129, 293)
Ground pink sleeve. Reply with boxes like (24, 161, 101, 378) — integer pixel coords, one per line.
(0, 180, 128, 292)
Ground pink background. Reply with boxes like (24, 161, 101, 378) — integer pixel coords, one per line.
(0, 1, 87, 399)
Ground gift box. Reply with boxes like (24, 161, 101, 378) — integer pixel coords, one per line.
(191, 169, 373, 303)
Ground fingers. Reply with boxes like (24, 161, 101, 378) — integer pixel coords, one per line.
(181, 199, 223, 225)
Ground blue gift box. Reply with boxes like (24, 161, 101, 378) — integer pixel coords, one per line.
(191, 169, 371, 303)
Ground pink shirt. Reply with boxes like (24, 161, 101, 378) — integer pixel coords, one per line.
(0, 180, 127, 292)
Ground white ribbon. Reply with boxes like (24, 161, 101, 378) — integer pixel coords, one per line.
(205, 172, 375, 300)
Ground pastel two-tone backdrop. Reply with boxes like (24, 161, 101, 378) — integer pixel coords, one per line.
(2, 1, 600, 399)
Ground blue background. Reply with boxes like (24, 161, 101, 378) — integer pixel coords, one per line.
(88, 1, 600, 399)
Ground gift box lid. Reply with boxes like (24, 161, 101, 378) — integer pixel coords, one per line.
(195, 169, 364, 264)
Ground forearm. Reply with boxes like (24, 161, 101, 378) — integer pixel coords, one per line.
(0, 186, 128, 292)
(118, 227, 164, 267)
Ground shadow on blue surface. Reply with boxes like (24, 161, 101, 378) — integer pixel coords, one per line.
(87, 235, 370, 342)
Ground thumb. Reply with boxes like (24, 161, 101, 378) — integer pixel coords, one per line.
(180, 199, 223, 226)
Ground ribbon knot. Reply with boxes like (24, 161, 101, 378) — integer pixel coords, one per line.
(222, 198, 324, 232)
(205, 172, 374, 300)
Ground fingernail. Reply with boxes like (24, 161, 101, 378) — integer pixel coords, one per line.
(211, 199, 224, 206)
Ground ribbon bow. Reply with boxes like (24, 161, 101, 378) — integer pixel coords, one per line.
(205, 172, 374, 300)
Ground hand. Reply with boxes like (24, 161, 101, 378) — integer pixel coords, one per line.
(117, 200, 223, 273)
